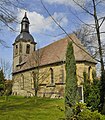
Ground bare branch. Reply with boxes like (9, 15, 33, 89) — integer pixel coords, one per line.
(68, 8, 95, 28)
(0, 39, 10, 48)
(99, 17, 105, 28)
(73, 0, 94, 17)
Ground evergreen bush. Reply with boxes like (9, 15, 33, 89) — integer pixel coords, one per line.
(65, 41, 78, 119)
(83, 70, 100, 111)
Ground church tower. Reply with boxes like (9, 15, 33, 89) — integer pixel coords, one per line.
(13, 12, 36, 72)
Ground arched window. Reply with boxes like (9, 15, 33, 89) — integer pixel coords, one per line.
(88, 66, 91, 79)
(19, 43, 22, 53)
(31, 72, 37, 89)
(20, 74, 24, 89)
(15, 45, 18, 55)
(26, 44, 30, 54)
(50, 68, 54, 84)
(60, 69, 64, 83)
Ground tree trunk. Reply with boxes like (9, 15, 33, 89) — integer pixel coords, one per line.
(92, 0, 105, 114)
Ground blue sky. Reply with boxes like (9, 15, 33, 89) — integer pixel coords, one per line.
(0, 0, 105, 78)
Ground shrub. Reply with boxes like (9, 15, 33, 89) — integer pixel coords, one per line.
(83, 71, 100, 111)
(100, 114, 105, 120)
(72, 102, 101, 120)
(77, 110, 100, 120)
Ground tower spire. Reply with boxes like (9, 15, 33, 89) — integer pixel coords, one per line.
(24, 12, 27, 17)
(21, 12, 30, 33)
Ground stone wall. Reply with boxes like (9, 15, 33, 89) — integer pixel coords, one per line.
(12, 62, 96, 99)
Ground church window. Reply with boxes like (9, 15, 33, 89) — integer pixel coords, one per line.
(88, 66, 91, 79)
(20, 74, 24, 89)
(59, 69, 64, 83)
(19, 43, 22, 53)
(26, 44, 30, 54)
(15, 45, 18, 55)
(32, 72, 37, 89)
(50, 68, 54, 84)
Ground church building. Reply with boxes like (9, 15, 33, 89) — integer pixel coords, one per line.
(12, 13, 97, 101)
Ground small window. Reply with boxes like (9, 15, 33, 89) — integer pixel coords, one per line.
(50, 68, 54, 84)
(15, 45, 18, 55)
(78, 87, 82, 101)
(26, 44, 30, 54)
(78, 86, 83, 102)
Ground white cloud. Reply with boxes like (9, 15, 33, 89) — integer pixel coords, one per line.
(43, 0, 85, 8)
(17, 9, 68, 33)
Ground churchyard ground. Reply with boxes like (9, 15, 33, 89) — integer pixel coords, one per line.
(0, 96, 65, 120)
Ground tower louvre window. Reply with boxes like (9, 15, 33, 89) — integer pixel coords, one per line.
(25, 24, 28, 29)
(26, 44, 30, 54)
(19, 43, 22, 53)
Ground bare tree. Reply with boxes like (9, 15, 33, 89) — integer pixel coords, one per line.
(29, 49, 51, 97)
(73, 25, 97, 55)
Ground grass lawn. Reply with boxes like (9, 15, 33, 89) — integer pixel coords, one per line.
(0, 96, 65, 120)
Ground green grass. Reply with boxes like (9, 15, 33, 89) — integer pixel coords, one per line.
(0, 96, 65, 120)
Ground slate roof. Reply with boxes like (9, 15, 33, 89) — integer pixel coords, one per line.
(14, 32, 35, 43)
(13, 34, 97, 74)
